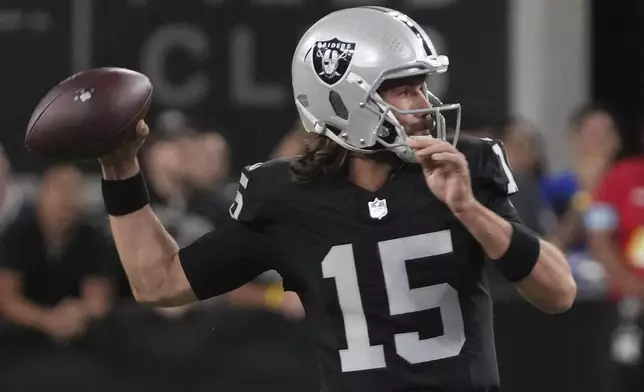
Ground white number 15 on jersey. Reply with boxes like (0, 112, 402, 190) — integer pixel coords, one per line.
(322, 230, 466, 373)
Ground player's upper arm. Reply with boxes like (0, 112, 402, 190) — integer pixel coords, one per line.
(178, 219, 277, 301)
(131, 254, 196, 308)
(170, 162, 280, 303)
(148, 220, 279, 308)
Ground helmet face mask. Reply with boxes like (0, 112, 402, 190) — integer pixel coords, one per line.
(364, 68, 462, 162)
(292, 7, 462, 163)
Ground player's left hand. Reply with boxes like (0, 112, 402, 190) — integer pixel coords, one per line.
(407, 137, 476, 214)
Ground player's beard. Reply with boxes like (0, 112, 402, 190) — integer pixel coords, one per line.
(407, 114, 435, 137)
(367, 149, 405, 169)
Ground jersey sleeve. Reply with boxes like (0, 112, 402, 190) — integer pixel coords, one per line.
(485, 196, 539, 235)
(229, 162, 268, 224)
(179, 219, 278, 300)
(468, 137, 519, 198)
(464, 137, 540, 233)
(584, 165, 624, 232)
(180, 162, 280, 300)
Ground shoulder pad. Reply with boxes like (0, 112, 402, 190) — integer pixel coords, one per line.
(457, 135, 519, 196)
(229, 158, 293, 223)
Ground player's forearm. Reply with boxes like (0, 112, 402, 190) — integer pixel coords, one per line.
(453, 200, 513, 258)
(513, 240, 576, 314)
(455, 201, 576, 314)
(103, 161, 181, 303)
(108, 206, 180, 302)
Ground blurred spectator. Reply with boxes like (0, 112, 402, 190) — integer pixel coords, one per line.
(0, 145, 23, 234)
(180, 131, 238, 224)
(184, 131, 231, 188)
(151, 110, 237, 223)
(0, 165, 115, 357)
(144, 136, 214, 247)
(459, 112, 501, 139)
(542, 104, 622, 252)
(154, 109, 191, 139)
(585, 124, 644, 390)
(145, 129, 234, 234)
(500, 118, 556, 235)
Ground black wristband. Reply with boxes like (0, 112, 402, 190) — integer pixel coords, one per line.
(101, 172, 150, 216)
(493, 222, 541, 282)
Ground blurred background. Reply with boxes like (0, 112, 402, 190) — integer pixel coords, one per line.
(0, 0, 644, 391)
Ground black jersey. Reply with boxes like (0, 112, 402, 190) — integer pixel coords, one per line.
(180, 136, 522, 392)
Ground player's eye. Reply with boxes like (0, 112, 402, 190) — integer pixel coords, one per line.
(397, 88, 411, 97)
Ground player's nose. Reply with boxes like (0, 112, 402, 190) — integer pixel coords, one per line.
(413, 93, 431, 112)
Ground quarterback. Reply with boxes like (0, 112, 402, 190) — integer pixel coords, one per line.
(98, 7, 576, 392)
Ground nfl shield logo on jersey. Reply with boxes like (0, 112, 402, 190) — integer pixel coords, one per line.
(368, 198, 388, 220)
(312, 38, 356, 86)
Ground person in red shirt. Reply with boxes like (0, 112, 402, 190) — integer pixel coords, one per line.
(587, 153, 644, 296)
(586, 132, 644, 391)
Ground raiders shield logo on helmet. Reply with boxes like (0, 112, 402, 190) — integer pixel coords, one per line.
(312, 38, 356, 86)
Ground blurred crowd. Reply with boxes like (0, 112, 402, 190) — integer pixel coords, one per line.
(0, 104, 642, 392)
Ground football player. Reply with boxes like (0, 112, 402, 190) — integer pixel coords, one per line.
(98, 7, 576, 392)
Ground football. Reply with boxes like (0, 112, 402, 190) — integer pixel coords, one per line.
(25, 67, 153, 162)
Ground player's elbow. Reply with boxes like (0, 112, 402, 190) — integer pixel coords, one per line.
(131, 280, 197, 309)
(543, 276, 577, 315)
(538, 242, 578, 314)
(133, 291, 180, 308)
(127, 275, 175, 307)
(131, 289, 165, 307)
(127, 254, 197, 308)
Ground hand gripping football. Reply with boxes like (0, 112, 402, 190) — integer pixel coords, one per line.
(25, 67, 153, 162)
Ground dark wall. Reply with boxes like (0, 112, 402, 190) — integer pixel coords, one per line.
(591, 0, 644, 155)
(1, 0, 508, 174)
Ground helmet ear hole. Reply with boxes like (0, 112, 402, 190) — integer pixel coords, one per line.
(329, 90, 349, 120)
(379, 121, 398, 145)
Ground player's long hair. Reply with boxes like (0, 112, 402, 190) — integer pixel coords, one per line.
(290, 133, 349, 183)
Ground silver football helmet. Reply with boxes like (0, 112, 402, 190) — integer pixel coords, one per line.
(292, 6, 462, 163)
